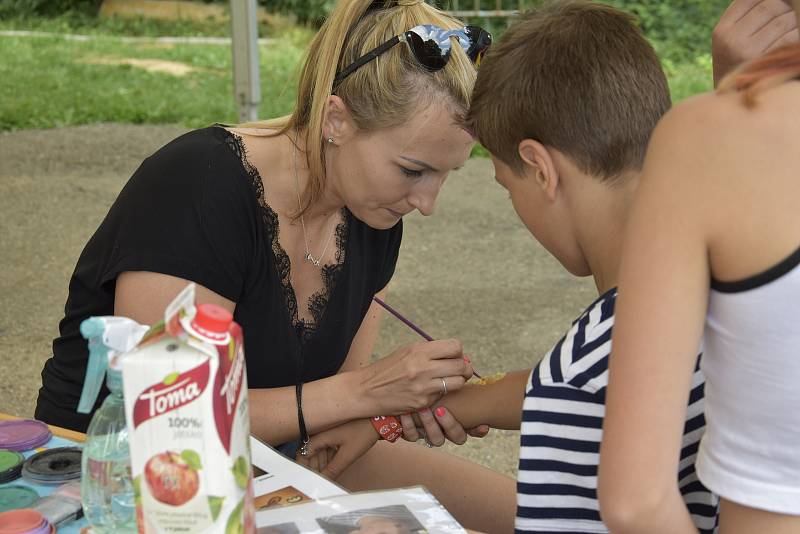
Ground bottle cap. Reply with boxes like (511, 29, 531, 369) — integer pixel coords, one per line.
(0, 421, 51, 452)
(190, 304, 232, 342)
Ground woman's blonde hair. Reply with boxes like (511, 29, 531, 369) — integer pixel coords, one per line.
(242, 0, 476, 216)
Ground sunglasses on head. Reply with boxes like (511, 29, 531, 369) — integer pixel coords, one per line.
(333, 24, 492, 88)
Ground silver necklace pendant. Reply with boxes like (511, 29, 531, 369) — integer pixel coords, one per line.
(305, 251, 321, 268)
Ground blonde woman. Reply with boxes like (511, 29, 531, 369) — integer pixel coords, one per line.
(599, 2, 800, 533)
(37, 1, 515, 529)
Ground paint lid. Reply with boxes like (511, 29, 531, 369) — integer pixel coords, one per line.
(0, 487, 39, 514)
(21, 447, 82, 485)
(0, 421, 52, 452)
(0, 449, 24, 483)
(0, 509, 51, 534)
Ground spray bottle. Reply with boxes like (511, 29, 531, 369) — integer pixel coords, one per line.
(78, 316, 148, 533)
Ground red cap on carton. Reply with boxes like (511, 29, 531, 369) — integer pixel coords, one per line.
(190, 304, 232, 342)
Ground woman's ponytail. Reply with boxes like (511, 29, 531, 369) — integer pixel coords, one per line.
(718, 43, 800, 108)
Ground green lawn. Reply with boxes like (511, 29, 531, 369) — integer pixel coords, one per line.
(0, 16, 713, 133)
(0, 31, 308, 130)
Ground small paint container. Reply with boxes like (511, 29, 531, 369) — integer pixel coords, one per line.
(0, 509, 55, 534)
(0, 449, 25, 483)
(0, 421, 52, 452)
(0, 486, 39, 514)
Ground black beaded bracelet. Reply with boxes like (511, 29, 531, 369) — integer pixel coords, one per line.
(296, 381, 310, 456)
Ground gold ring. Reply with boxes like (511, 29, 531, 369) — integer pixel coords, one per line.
(440, 377, 447, 396)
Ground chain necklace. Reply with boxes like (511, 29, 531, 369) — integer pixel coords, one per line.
(292, 133, 336, 268)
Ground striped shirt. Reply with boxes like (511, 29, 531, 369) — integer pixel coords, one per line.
(516, 288, 718, 533)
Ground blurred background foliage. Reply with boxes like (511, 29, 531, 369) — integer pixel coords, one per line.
(0, 0, 726, 132)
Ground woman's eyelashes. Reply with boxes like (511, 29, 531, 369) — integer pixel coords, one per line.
(399, 166, 423, 179)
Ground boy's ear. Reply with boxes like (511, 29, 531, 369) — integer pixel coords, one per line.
(518, 139, 559, 201)
(322, 95, 355, 144)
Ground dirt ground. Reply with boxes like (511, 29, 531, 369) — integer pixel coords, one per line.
(0, 123, 596, 476)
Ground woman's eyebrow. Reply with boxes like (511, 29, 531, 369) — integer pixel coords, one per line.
(399, 155, 440, 173)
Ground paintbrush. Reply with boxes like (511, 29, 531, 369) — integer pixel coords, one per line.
(372, 296, 482, 379)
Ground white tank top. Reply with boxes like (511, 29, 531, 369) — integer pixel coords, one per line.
(696, 246, 800, 514)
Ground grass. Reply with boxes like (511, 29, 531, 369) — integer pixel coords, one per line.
(0, 13, 713, 135)
(0, 29, 309, 130)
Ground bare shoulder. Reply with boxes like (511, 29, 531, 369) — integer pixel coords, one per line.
(639, 82, 800, 238)
(650, 91, 742, 151)
(651, 83, 800, 159)
(644, 83, 800, 186)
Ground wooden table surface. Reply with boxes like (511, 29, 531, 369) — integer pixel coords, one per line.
(0, 411, 86, 443)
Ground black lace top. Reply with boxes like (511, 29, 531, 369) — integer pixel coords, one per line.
(36, 127, 403, 432)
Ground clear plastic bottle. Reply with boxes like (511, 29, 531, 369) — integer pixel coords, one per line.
(77, 317, 148, 534)
(81, 366, 137, 533)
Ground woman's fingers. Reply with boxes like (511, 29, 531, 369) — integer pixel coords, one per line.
(768, 27, 800, 51)
(467, 424, 491, 438)
(429, 375, 466, 399)
(295, 446, 329, 472)
(431, 406, 468, 445)
(424, 353, 472, 381)
(422, 338, 463, 360)
(321, 438, 372, 481)
(417, 408, 446, 446)
(365, 339, 472, 413)
(752, 10, 798, 46)
(400, 413, 422, 442)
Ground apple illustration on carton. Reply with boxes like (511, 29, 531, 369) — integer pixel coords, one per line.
(144, 450, 200, 506)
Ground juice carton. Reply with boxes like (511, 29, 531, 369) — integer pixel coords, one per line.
(122, 284, 255, 534)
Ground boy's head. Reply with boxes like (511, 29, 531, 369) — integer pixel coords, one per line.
(467, 0, 670, 275)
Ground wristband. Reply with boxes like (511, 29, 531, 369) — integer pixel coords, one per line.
(296, 382, 310, 455)
(371, 415, 403, 442)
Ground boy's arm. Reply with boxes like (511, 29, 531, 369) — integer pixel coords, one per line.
(431, 369, 530, 430)
(300, 369, 529, 478)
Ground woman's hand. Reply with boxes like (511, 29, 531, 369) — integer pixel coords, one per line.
(712, 0, 799, 85)
(355, 339, 473, 415)
(400, 407, 490, 446)
(297, 419, 379, 480)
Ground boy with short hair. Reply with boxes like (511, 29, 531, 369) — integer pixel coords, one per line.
(460, 2, 717, 531)
(305, 1, 719, 531)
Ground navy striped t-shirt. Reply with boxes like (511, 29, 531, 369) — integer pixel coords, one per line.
(516, 288, 718, 533)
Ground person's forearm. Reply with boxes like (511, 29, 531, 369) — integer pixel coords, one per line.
(248, 370, 372, 445)
(436, 369, 530, 430)
(600, 486, 698, 534)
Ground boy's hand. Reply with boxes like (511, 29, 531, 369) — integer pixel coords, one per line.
(297, 419, 378, 480)
(712, 0, 799, 85)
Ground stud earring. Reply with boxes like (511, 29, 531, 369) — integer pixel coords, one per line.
(326, 137, 334, 144)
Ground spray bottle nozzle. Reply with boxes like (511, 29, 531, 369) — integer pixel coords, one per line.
(77, 316, 149, 414)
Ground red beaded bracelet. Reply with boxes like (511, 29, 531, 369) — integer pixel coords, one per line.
(371, 415, 403, 442)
